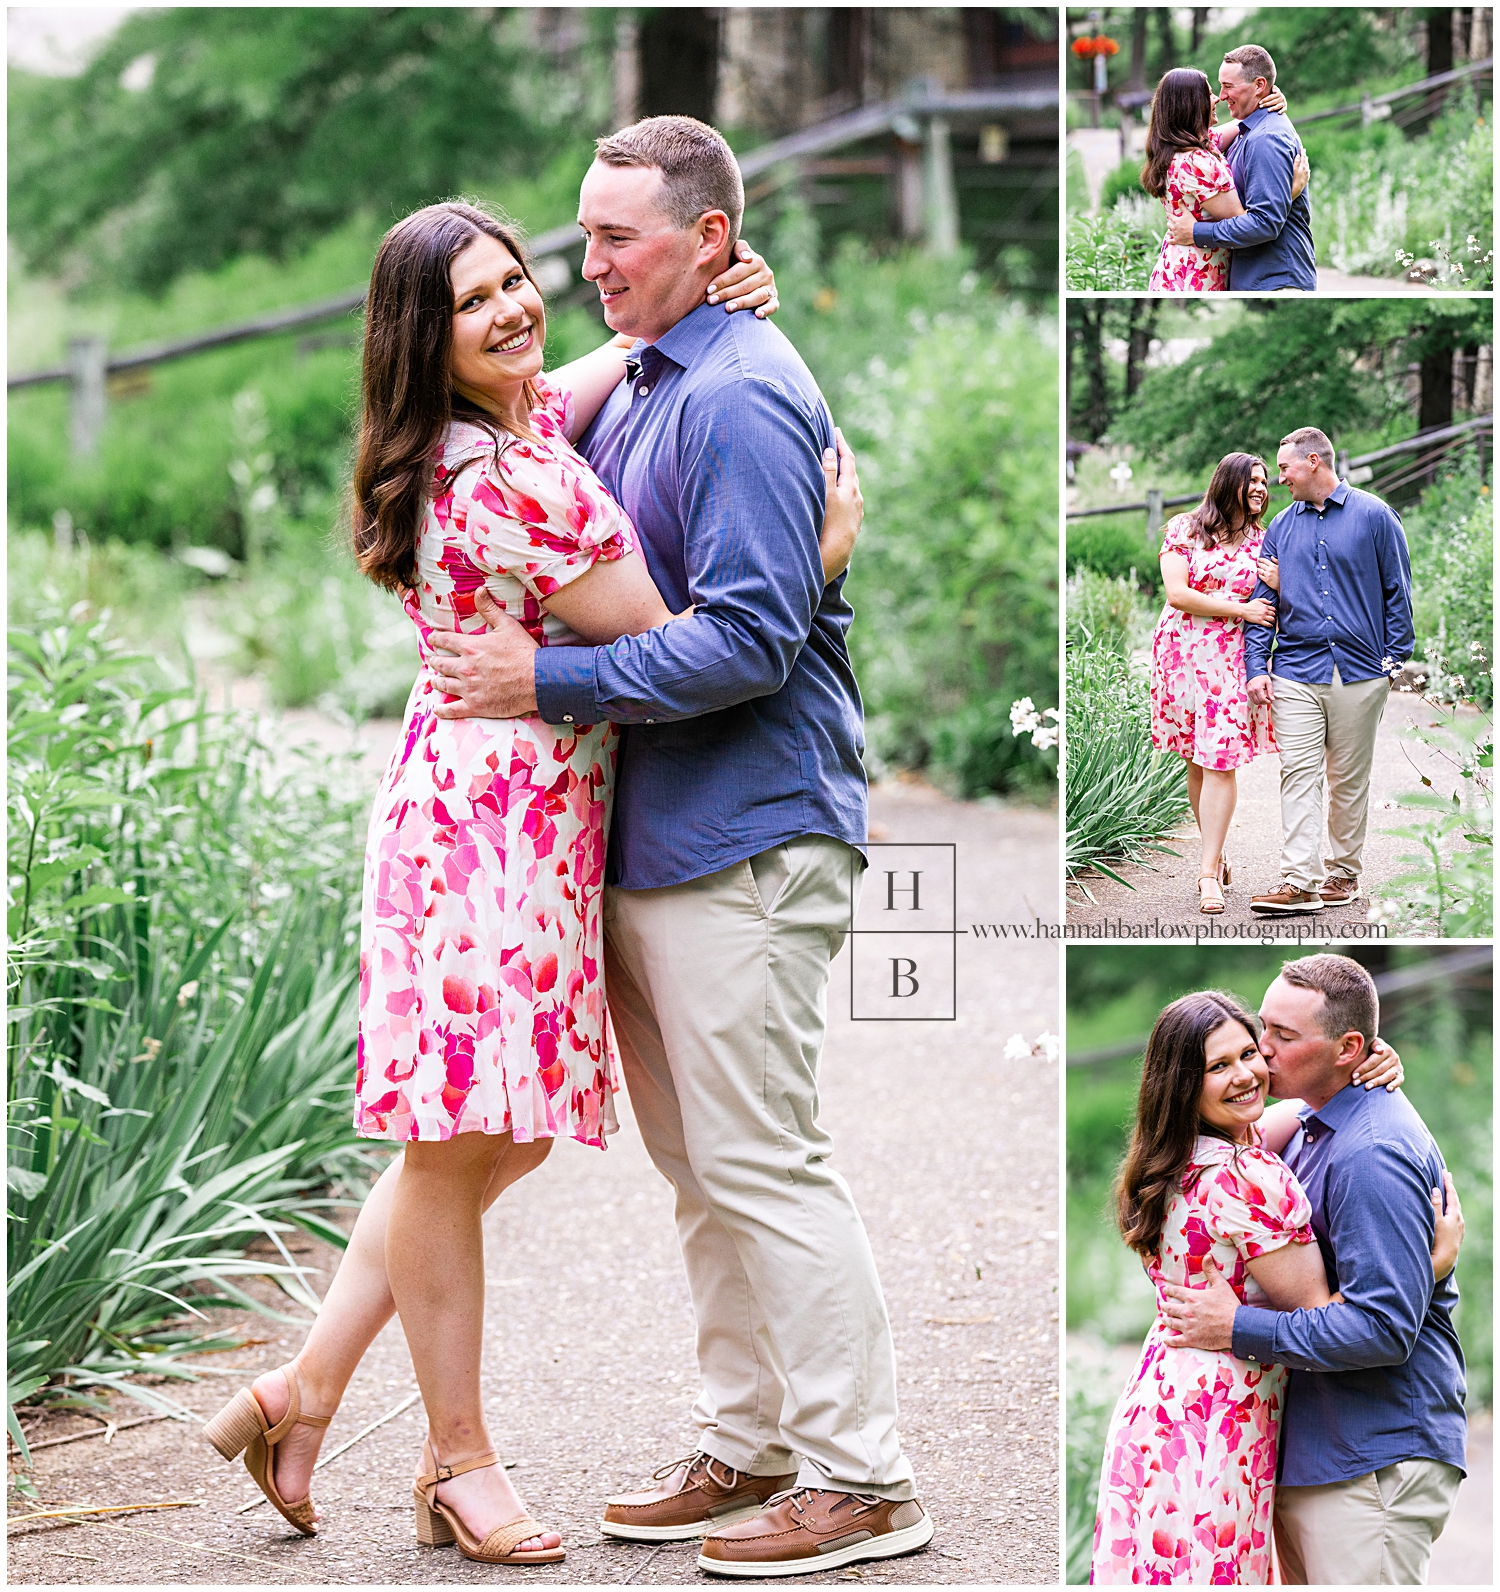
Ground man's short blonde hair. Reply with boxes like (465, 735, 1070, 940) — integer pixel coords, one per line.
(1223, 45, 1277, 87)
(1280, 426, 1336, 468)
(594, 115, 743, 244)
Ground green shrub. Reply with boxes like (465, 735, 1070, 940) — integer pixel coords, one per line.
(831, 289, 1059, 798)
(7, 606, 377, 1463)
(1065, 643, 1191, 888)
(1099, 158, 1146, 213)
(1066, 569, 1154, 656)
(1066, 204, 1157, 291)
(1068, 515, 1161, 593)
(1402, 453, 1493, 709)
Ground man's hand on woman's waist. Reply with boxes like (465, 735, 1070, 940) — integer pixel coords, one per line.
(429, 589, 540, 718)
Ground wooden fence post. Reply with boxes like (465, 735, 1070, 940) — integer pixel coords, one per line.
(1145, 488, 1163, 546)
(68, 336, 107, 462)
(923, 115, 960, 256)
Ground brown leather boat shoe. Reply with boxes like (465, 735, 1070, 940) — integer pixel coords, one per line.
(1249, 883, 1324, 915)
(599, 1453, 797, 1542)
(697, 1487, 934, 1577)
(1319, 874, 1361, 904)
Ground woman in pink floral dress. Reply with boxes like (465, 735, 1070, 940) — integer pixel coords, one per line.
(1143, 69, 1304, 292)
(1149, 454, 1277, 915)
(202, 203, 861, 1560)
(1090, 991, 1452, 1585)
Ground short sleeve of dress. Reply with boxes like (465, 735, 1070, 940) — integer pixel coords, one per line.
(1204, 1146, 1315, 1261)
(1159, 513, 1196, 560)
(528, 373, 574, 443)
(1175, 147, 1235, 211)
(453, 439, 633, 602)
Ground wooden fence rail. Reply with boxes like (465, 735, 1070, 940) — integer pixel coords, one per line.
(1066, 416, 1494, 527)
(8, 82, 1055, 460)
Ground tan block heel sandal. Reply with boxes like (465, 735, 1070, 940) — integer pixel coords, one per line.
(414, 1442, 565, 1565)
(201, 1364, 330, 1536)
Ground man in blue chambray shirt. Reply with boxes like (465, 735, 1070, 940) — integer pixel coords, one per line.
(1241, 426, 1413, 915)
(1161, 954, 1467, 1585)
(1166, 44, 1317, 290)
(423, 117, 931, 1578)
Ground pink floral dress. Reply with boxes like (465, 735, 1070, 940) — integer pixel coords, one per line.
(355, 377, 633, 1146)
(1091, 1134, 1315, 1586)
(1150, 513, 1276, 771)
(1148, 128, 1235, 292)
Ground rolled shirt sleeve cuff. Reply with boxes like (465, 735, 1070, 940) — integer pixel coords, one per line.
(1233, 1304, 1279, 1364)
(533, 643, 603, 726)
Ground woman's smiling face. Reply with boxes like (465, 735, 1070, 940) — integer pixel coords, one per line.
(1245, 463, 1269, 518)
(447, 234, 546, 403)
(1197, 1018, 1270, 1138)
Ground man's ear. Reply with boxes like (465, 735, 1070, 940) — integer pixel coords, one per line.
(1335, 1031, 1368, 1071)
(696, 209, 732, 266)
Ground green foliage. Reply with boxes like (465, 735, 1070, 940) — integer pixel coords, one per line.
(1370, 701, 1494, 938)
(1402, 453, 1493, 710)
(1309, 90, 1494, 283)
(1064, 643, 1191, 888)
(7, 8, 610, 294)
(1065, 206, 1156, 291)
(1187, 7, 1405, 103)
(1113, 301, 1494, 474)
(1099, 158, 1146, 213)
(1066, 568, 1153, 656)
(8, 606, 377, 1447)
(1065, 1356, 1118, 1584)
(1067, 515, 1161, 594)
(798, 247, 1057, 798)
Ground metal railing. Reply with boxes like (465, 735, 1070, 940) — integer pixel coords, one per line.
(1066, 416, 1494, 527)
(1297, 57, 1492, 127)
(9, 82, 1056, 459)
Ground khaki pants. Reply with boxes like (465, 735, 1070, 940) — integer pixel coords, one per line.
(603, 835, 915, 1499)
(1275, 1459, 1463, 1584)
(1271, 668, 1390, 890)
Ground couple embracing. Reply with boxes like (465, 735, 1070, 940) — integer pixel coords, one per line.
(1146, 44, 1316, 292)
(1092, 953, 1467, 1585)
(201, 114, 932, 1578)
(1149, 428, 1414, 916)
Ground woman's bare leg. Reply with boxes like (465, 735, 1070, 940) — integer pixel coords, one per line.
(1185, 757, 1204, 832)
(250, 1138, 550, 1511)
(388, 1132, 559, 1553)
(1198, 767, 1237, 878)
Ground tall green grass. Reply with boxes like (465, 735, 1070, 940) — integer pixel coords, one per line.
(7, 605, 378, 1478)
(1064, 642, 1191, 889)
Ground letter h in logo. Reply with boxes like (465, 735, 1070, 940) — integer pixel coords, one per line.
(848, 843, 956, 1020)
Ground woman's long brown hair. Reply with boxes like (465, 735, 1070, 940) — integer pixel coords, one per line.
(352, 201, 542, 594)
(1142, 68, 1217, 199)
(1188, 452, 1267, 550)
(1114, 990, 1261, 1257)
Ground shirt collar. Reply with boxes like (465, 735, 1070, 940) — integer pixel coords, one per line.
(1304, 1079, 1364, 1134)
(1295, 479, 1351, 515)
(1239, 105, 1271, 134)
(625, 299, 728, 382)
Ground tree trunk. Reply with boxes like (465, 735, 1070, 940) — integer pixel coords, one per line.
(1072, 305, 1112, 442)
(1127, 9, 1149, 91)
(1422, 9, 1454, 125)
(1417, 346, 1455, 488)
(1191, 9, 1207, 52)
(1153, 9, 1176, 83)
(1124, 300, 1161, 401)
(1460, 343, 1480, 411)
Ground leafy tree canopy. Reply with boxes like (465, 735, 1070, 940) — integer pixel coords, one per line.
(1113, 301, 1492, 471)
(9, 7, 610, 295)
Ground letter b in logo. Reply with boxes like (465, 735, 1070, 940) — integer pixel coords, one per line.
(850, 844, 955, 1021)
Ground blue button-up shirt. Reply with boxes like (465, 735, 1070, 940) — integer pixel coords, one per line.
(1193, 107, 1317, 290)
(532, 301, 867, 890)
(1232, 1083, 1467, 1487)
(1244, 481, 1414, 685)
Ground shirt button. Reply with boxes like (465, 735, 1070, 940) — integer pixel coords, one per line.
(638, 385, 650, 396)
(645, 718, 655, 724)
(562, 714, 574, 723)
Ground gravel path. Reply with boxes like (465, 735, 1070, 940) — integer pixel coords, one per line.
(8, 780, 1061, 1586)
(1067, 691, 1468, 938)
